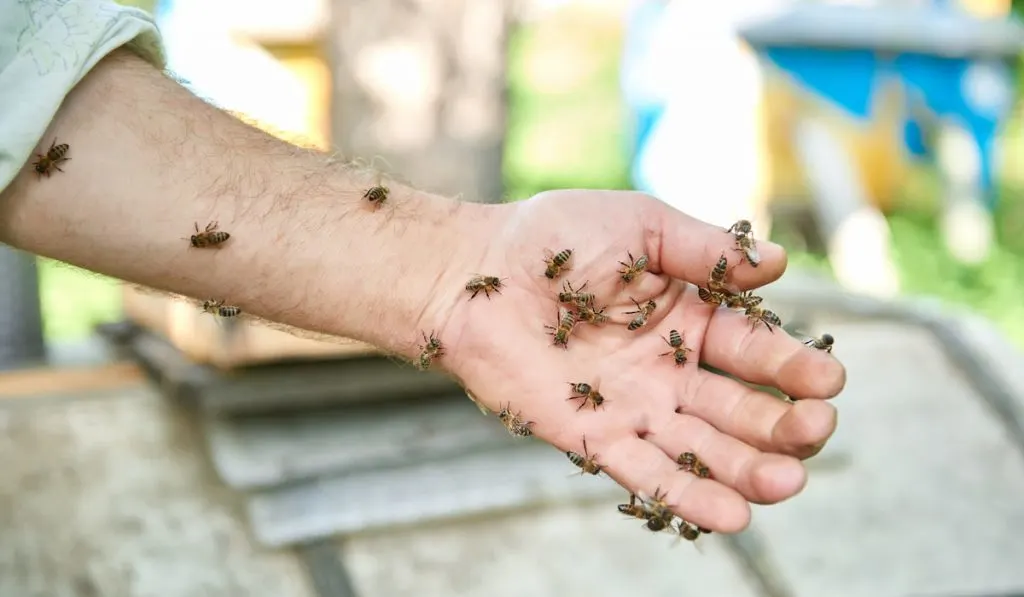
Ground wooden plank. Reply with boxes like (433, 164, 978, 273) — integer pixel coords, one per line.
(204, 393, 512, 491)
(0, 362, 144, 399)
(246, 441, 624, 547)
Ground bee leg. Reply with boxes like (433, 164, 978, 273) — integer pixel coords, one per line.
(470, 289, 480, 300)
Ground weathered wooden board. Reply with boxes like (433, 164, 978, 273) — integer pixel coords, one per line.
(108, 323, 461, 415)
(205, 393, 512, 491)
(246, 441, 628, 548)
(0, 384, 315, 597)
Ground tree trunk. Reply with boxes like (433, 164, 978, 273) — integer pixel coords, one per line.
(327, 0, 510, 203)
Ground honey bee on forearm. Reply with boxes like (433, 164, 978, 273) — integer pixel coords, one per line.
(576, 303, 610, 325)
(185, 221, 231, 248)
(557, 280, 594, 308)
(201, 299, 241, 318)
(804, 333, 834, 353)
(362, 182, 390, 209)
(676, 451, 710, 478)
(545, 307, 577, 349)
(543, 248, 573, 280)
(625, 297, 656, 331)
(465, 275, 505, 300)
(567, 380, 606, 411)
(32, 137, 70, 178)
(566, 434, 603, 475)
(617, 251, 649, 284)
(744, 304, 782, 333)
(659, 329, 693, 366)
(727, 218, 760, 267)
(497, 402, 534, 437)
(416, 330, 444, 371)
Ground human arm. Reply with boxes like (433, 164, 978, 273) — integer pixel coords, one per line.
(0, 47, 488, 358)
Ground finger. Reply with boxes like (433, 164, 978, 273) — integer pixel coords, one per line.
(644, 411, 807, 504)
(700, 304, 847, 399)
(599, 434, 752, 533)
(678, 368, 839, 459)
(646, 195, 787, 290)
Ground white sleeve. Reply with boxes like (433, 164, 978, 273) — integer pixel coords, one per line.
(0, 0, 165, 191)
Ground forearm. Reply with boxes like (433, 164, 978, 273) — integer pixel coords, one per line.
(0, 49, 485, 356)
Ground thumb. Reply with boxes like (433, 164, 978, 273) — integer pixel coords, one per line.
(644, 196, 788, 290)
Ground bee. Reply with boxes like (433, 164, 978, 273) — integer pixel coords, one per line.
(724, 290, 762, 310)
(567, 379, 605, 411)
(804, 333, 835, 353)
(186, 221, 231, 248)
(618, 251, 649, 284)
(744, 304, 782, 332)
(201, 299, 241, 318)
(416, 331, 444, 371)
(697, 286, 727, 306)
(676, 451, 710, 478)
(625, 297, 656, 331)
(636, 488, 676, 532)
(545, 307, 577, 349)
(32, 137, 71, 178)
(708, 253, 730, 292)
(727, 219, 761, 267)
(617, 493, 672, 533)
(465, 275, 505, 300)
(566, 434, 603, 475)
(676, 520, 702, 542)
(543, 248, 573, 280)
(557, 280, 594, 307)
(576, 303, 610, 325)
(659, 329, 693, 366)
(497, 402, 533, 437)
(363, 183, 390, 209)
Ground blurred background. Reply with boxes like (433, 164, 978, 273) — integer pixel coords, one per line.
(3, 0, 1024, 596)
(34, 0, 1024, 348)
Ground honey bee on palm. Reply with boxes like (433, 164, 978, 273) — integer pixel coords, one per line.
(566, 434, 603, 476)
(617, 493, 673, 533)
(727, 219, 760, 267)
(676, 451, 710, 478)
(185, 221, 231, 248)
(557, 280, 594, 308)
(697, 286, 727, 307)
(416, 331, 444, 371)
(465, 275, 505, 300)
(497, 402, 533, 437)
(744, 303, 782, 333)
(804, 333, 835, 353)
(566, 379, 606, 411)
(200, 299, 241, 318)
(32, 137, 71, 178)
(625, 297, 656, 331)
(659, 329, 693, 367)
(576, 303, 610, 325)
(617, 251, 649, 284)
(545, 307, 578, 349)
(724, 290, 762, 310)
(708, 253, 731, 293)
(634, 488, 677, 533)
(542, 248, 573, 280)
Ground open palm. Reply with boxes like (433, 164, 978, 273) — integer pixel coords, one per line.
(435, 190, 846, 533)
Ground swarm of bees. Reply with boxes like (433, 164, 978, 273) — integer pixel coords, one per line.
(617, 489, 709, 543)
(32, 137, 71, 178)
(697, 253, 782, 332)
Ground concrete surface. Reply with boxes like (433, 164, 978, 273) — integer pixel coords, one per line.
(0, 386, 313, 597)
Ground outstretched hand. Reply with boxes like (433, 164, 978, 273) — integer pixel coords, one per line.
(428, 189, 846, 533)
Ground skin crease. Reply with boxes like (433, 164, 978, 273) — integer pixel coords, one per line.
(0, 50, 846, 534)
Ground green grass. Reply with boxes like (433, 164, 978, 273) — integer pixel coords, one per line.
(34, 11, 1024, 351)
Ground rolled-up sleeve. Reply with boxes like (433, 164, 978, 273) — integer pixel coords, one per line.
(0, 0, 165, 191)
